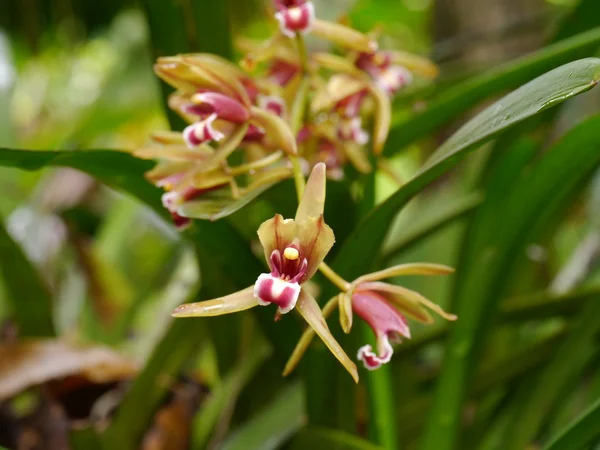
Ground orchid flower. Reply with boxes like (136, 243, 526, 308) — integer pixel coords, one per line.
(172, 163, 358, 381)
(273, 0, 376, 53)
(134, 131, 292, 225)
(284, 263, 456, 375)
(343, 263, 457, 370)
(155, 54, 297, 159)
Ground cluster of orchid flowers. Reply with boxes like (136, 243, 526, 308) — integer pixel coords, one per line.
(137, 0, 455, 380)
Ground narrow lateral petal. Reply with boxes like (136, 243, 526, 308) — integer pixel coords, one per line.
(283, 295, 338, 376)
(250, 106, 297, 154)
(389, 50, 439, 78)
(368, 84, 391, 155)
(172, 286, 258, 317)
(296, 290, 358, 382)
(360, 281, 456, 321)
(354, 263, 455, 283)
(338, 291, 353, 333)
(356, 282, 433, 324)
(295, 162, 327, 221)
(312, 19, 377, 53)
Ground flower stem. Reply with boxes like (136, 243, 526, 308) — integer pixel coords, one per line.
(319, 262, 351, 292)
(290, 33, 351, 292)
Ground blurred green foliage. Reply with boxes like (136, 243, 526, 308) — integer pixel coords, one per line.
(1, 0, 600, 449)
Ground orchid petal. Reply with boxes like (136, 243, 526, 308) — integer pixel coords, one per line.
(195, 124, 249, 171)
(357, 334, 393, 370)
(297, 215, 335, 280)
(295, 290, 358, 382)
(274, 2, 315, 38)
(190, 170, 232, 190)
(295, 162, 327, 221)
(146, 161, 188, 184)
(172, 286, 258, 317)
(254, 273, 300, 314)
(338, 291, 353, 334)
(250, 106, 297, 154)
(359, 281, 456, 321)
(354, 263, 455, 283)
(181, 54, 251, 105)
(368, 83, 391, 155)
(150, 131, 186, 145)
(312, 19, 377, 53)
(257, 214, 297, 263)
(191, 92, 250, 123)
(134, 145, 211, 161)
(356, 282, 433, 324)
(283, 295, 338, 376)
(154, 57, 223, 93)
(343, 141, 372, 174)
(311, 53, 364, 77)
(311, 75, 366, 113)
(352, 290, 411, 340)
(389, 50, 439, 79)
(228, 151, 284, 176)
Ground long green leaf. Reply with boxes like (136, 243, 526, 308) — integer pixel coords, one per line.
(290, 427, 383, 450)
(383, 28, 600, 157)
(544, 397, 600, 450)
(381, 192, 482, 263)
(0, 148, 161, 214)
(221, 383, 305, 450)
(419, 114, 600, 450)
(332, 58, 600, 284)
(0, 216, 54, 337)
(503, 297, 600, 447)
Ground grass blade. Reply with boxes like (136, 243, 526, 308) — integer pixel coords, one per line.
(383, 28, 600, 157)
(419, 114, 600, 450)
(544, 397, 600, 450)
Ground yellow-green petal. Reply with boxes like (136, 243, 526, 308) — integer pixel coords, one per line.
(283, 295, 339, 377)
(354, 263, 455, 283)
(338, 291, 353, 333)
(312, 19, 378, 53)
(295, 162, 327, 222)
(295, 290, 358, 382)
(172, 286, 258, 317)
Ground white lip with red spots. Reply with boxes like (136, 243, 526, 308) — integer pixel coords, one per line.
(253, 245, 308, 314)
(183, 113, 224, 148)
(274, 1, 315, 38)
(353, 290, 411, 370)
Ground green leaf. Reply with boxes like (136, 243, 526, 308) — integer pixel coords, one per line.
(194, 339, 271, 449)
(419, 114, 600, 450)
(383, 28, 600, 157)
(332, 58, 600, 284)
(0, 216, 54, 337)
(381, 192, 483, 263)
(290, 427, 383, 450)
(0, 148, 162, 215)
(543, 397, 600, 450)
(503, 297, 600, 447)
(221, 383, 305, 450)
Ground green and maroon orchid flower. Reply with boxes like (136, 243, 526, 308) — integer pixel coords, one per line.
(283, 263, 456, 375)
(172, 163, 358, 381)
(343, 263, 457, 370)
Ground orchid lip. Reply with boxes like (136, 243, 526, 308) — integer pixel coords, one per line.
(183, 113, 224, 148)
(253, 273, 301, 314)
(274, 2, 315, 38)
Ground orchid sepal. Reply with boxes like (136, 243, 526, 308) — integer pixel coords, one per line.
(295, 290, 358, 382)
(172, 286, 259, 317)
